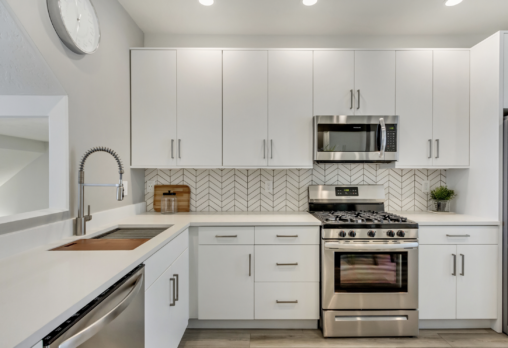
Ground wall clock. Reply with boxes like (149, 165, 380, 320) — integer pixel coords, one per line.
(47, 0, 101, 55)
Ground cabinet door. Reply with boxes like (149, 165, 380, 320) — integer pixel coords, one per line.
(223, 51, 268, 167)
(146, 249, 189, 348)
(177, 50, 222, 167)
(168, 249, 189, 348)
(131, 50, 177, 167)
(198, 245, 254, 319)
(433, 51, 470, 166)
(396, 51, 433, 166)
(313, 51, 355, 115)
(268, 51, 313, 167)
(355, 51, 396, 115)
(456, 245, 497, 319)
(419, 245, 457, 319)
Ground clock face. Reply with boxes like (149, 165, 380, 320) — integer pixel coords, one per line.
(48, 0, 101, 54)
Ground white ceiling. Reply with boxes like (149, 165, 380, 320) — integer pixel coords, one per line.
(118, 0, 508, 37)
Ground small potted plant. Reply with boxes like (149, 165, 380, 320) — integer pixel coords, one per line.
(430, 186, 457, 212)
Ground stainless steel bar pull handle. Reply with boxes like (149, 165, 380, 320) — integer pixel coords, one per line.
(173, 274, 179, 301)
(178, 139, 181, 159)
(171, 139, 175, 159)
(270, 140, 273, 159)
(276, 300, 298, 304)
(446, 234, 471, 238)
(170, 277, 176, 306)
(435, 139, 439, 159)
(357, 90, 360, 110)
(452, 254, 456, 276)
(460, 254, 465, 276)
(58, 273, 144, 348)
(350, 89, 353, 110)
(249, 254, 252, 277)
(263, 139, 266, 159)
(276, 235, 298, 238)
(428, 139, 432, 159)
(379, 118, 386, 158)
(276, 263, 298, 266)
(215, 235, 238, 238)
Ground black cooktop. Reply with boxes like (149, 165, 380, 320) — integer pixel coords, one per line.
(311, 211, 418, 229)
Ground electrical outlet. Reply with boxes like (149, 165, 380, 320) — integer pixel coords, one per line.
(264, 180, 273, 194)
(147, 180, 156, 193)
(422, 180, 430, 193)
(123, 181, 128, 196)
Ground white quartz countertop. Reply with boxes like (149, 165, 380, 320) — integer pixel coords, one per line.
(387, 211, 500, 226)
(0, 212, 320, 348)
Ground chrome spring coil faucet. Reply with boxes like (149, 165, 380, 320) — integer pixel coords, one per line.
(75, 147, 124, 236)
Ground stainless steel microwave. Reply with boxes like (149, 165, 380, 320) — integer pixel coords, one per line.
(314, 115, 399, 163)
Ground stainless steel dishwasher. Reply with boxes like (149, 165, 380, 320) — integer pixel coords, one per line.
(43, 265, 144, 348)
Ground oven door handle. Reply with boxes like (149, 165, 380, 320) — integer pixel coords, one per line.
(324, 242, 418, 250)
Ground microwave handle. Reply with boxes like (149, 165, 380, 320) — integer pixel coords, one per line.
(379, 118, 386, 158)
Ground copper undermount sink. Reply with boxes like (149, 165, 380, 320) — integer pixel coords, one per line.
(51, 228, 167, 251)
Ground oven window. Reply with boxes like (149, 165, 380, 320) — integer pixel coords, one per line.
(317, 124, 379, 152)
(334, 252, 408, 293)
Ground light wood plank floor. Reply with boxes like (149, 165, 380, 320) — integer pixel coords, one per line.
(178, 329, 508, 347)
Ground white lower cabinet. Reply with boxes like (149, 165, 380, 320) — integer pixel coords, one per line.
(145, 242, 189, 348)
(255, 282, 319, 320)
(198, 245, 255, 319)
(419, 239, 497, 320)
(255, 245, 319, 282)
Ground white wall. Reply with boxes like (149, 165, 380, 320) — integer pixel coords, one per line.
(447, 32, 503, 219)
(1, 0, 145, 233)
(504, 33, 508, 109)
(144, 33, 488, 49)
(0, 150, 49, 217)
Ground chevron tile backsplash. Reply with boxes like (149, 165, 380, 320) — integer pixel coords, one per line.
(145, 165, 446, 212)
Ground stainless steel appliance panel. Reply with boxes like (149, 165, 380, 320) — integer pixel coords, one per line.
(44, 266, 144, 348)
(322, 310, 419, 337)
(314, 115, 399, 163)
(321, 240, 418, 310)
(503, 115, 508, 335)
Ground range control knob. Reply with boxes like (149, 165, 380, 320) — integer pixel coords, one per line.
(397, 230, 406, 237)
(348, 231, 356, 237)
(386, 230, 395, 237)
(367, 230, 376, 237)
(338, 231, 347, 238)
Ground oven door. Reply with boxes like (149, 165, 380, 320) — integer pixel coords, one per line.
(314, 115, 398, 162)
(322, 240, 418, 310)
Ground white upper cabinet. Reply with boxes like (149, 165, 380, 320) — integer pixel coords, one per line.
(313, 51, 355, 115)
(504, 33, 508, 108)
(223, 51, 268, 167)
(268, 51, 313, 167)
(433, 51, 470, 167)
(131, 50, 177, 167)
(396, 51, 433, 167)
(177, 50, 223, 167)
(355, 51, 396, 115)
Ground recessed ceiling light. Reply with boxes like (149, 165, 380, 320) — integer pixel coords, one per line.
(303, 0, 318, 6)
(444, 0, 463, 6)
(199, 0, 214, 6)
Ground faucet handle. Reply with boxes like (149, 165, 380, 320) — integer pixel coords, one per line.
(85, 205, 93, 222)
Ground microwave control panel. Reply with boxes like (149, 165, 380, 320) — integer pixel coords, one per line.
(386, 125, 397, 152)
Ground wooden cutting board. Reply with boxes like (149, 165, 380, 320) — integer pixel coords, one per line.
(51, 239, 150, 251)
(154, 185, 191, 213)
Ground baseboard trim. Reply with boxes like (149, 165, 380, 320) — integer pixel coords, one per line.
(188, 319, 318, 329)
(419, 319, 494, 329)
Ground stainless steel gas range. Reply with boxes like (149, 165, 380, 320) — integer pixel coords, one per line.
(309, 185, 419, 338)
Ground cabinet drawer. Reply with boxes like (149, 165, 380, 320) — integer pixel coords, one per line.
(255, 226, 319, 245)
(255, 245, 319, 282)
(419, 226, 498, 245)
(255, 282, 319, 320)
(198, 227, 254, 245)
(144, 229, 189, 290)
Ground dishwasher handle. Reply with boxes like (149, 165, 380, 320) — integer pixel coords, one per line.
(58, 273, 144, 348)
